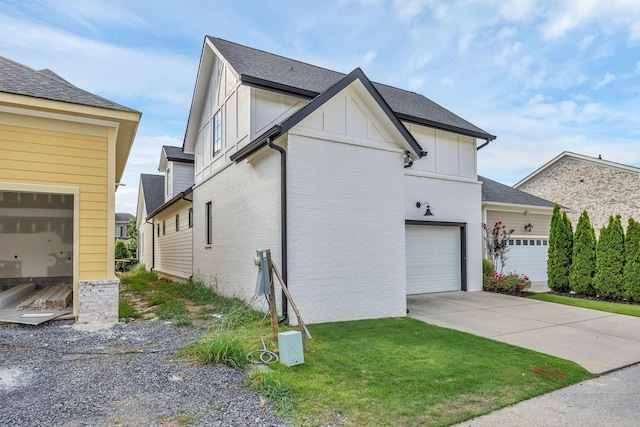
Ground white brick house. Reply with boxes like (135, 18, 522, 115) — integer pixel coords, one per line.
(182, 37, 495, 324)
(515, 151, 640, 233)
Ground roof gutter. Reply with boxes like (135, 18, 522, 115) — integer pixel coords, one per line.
(477, 139, 491, 150)
(266, 136, 289, 323)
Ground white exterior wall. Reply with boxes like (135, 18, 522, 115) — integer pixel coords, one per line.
(285, 83, 408, 324)
(165, 161, 194, 203)
(192, 149, 282, 303)
(153, 201, 193, 280)
(251, 88, 307, 140)
(135, 182, 153, 269)
(403, 125, 482, 292)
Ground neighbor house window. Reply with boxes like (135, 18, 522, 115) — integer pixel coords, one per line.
(162, 221, 166, 236)
(115, 226, 122, 238)
(188, 207, 193, 228)
(166, 167, 171, 196)
(175, 214, 180, 232)
(212, 109, 222, 157)
(205, 202, 212, 245)
(157, 223, 160, 237)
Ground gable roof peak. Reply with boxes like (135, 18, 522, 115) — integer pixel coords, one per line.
(202, 36, 495, 142)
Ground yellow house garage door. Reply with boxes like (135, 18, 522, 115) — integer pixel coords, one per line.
(406, 224, 461, 294)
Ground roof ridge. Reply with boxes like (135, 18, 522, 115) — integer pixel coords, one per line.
(208, 36, 346, 78)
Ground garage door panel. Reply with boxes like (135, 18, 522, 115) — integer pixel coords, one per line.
(498, 239, 548, 281)
(406, 225, 460, 294)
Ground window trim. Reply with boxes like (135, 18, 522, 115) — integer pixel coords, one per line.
(205, 202, 212, 245)
(212, 109, 222, 157)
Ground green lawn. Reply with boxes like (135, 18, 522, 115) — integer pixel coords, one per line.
(268, 317, 592, 427)
(528, 293, 640, 317)
(119, 269, 593, 427)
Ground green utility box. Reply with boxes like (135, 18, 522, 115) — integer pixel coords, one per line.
(278, 330, 304, 366)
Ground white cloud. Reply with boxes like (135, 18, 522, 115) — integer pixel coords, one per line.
(498, 0, 537, 21)
(44, 0, 147, 29)
(595, 72, 616, 89)
(578, 33, 598, 50)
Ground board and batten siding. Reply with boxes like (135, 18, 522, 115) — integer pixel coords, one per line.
(0, 115, 113, 281)
(153, 202, 193, 280)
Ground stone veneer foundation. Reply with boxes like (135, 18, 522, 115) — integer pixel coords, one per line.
(76, 279, 119, 328)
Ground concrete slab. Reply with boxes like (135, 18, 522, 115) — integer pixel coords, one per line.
(417, 309, 555, 338)
(529, 281, 550, 293)
(491, 302, 612, 324)
(570, 315, 640, 341)
(499, 325, 640, 374)
(408, 291, 640, 374)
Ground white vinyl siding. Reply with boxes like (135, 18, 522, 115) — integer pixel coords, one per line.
(153, 202, 192, 280)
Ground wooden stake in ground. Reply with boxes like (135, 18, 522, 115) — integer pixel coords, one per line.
(264, 249, 279, 341)
(269, 260, 312, 352)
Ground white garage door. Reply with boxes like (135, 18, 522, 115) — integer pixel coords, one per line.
(406, 225, 460, 294)
(497, 238, 548, 282)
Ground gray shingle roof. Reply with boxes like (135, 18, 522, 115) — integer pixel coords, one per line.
(163, 145, 194, 163)
(140, 174, 165, 214)
(480, 175, 555, 208)
(0, 55, 137, 112)
(115, 212, 134, 222)
(207, 37, 495, 141)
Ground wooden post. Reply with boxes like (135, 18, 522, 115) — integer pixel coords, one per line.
(265, 250, 279, 341)
(269, 259, 311, 352)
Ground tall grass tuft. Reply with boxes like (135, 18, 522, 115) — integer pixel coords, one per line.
(182, 331, 249, 369)
(245, 372, 294, 417)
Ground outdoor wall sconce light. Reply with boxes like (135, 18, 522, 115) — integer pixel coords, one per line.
(524, 223, 533, 232)
(416, 201, 433, 216)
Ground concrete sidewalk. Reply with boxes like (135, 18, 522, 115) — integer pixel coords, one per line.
(407, 291, 640, 374)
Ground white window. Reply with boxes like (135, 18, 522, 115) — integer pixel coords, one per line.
(213, 109, 222, 157)
(166, 167, 171, 196)
(115, 226, 122, 238)
(205, 202, 212, 245)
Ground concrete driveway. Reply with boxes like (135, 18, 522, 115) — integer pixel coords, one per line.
(407, 291, 640, 374)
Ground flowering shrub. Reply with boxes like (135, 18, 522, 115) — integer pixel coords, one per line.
(483, 271, 531, 293)
(482, 221, 515, 274)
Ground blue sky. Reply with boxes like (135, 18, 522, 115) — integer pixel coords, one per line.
(2, 0, 639, 214)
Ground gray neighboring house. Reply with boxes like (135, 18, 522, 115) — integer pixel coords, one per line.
(115, 213, 134, 241)
(480, 175, 556, 281)
(135, 174, 164, 267)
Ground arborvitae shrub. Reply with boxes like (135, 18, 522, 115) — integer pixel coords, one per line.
(594, 215, 625, 298)
(548, 205, 573, 292)
(569, 211, 596, 296)
(624, 218, 640, 301)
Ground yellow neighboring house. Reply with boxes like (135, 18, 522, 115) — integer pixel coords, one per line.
(0, 56, 141, 327)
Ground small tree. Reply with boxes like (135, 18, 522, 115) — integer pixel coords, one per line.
(624, 217, 640, 301)
(115, 239, 130, 272)
(127, 216, 138, 257)
(482, 221, 515, 274)
(594, 215, 625, 298)
(569, 211, 596, 295)
(548, 205, 573, 292)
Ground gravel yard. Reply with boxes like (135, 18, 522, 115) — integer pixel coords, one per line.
(0, 320, 285, 427)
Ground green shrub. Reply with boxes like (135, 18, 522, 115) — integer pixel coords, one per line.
(569, 211, 596, 296)
(482, 258, 495, 283)
(483, 271, 531, 293)
(184, 331, 249, 369)
(624, 218, 640, 301)
(548, 206, 573, 292)
(594, 215, 625, 298)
